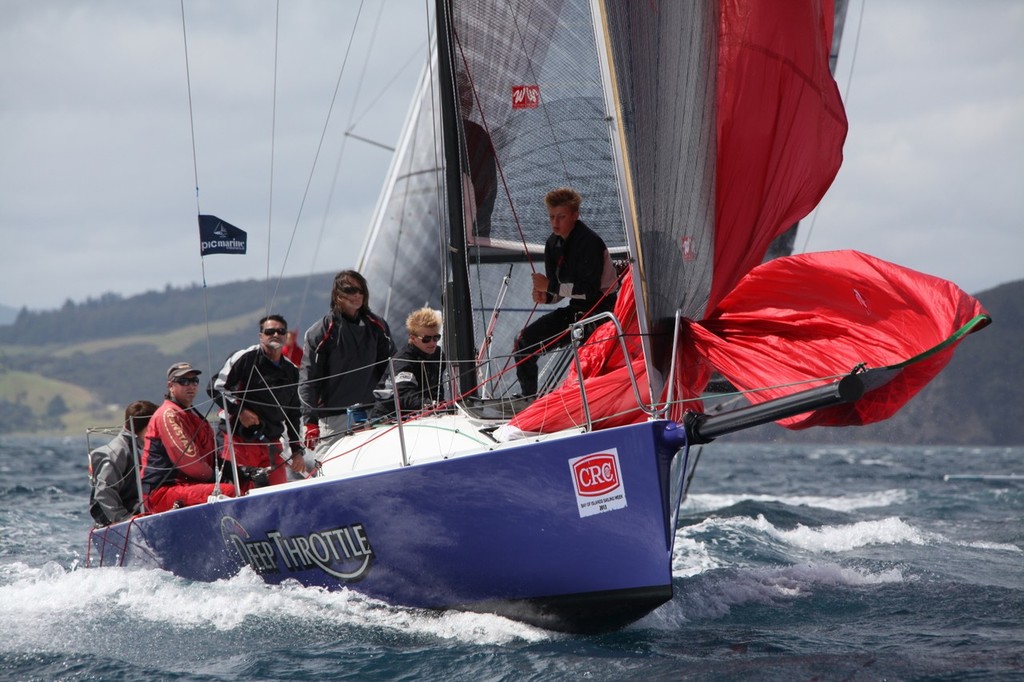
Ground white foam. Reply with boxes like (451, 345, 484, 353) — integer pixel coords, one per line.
(640, 561, 905, 627)
(963, 540, 1023, 553)
(773, 516, 929, 553)
(0, 562, 550, 646)
(671, 534, 720, 578)
(684, 488, 910, 513)
(677, 514, 932, 557)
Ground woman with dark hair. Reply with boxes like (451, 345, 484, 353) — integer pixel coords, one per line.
(298, 270, 394, 452)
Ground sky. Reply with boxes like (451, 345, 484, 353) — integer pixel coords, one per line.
(1, 0, 1021, 314)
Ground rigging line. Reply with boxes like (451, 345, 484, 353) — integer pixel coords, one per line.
(348, 40, 428, 132)
(297, 0, 386, 336)
(504, 2, 573, 187)
(451, 33, 531, 273)
(446, 51, 498, 345)
(274, 0, 368, 308)
(179, 0, 201, 216)
(308, 0, 387, 328)
(841, 0, 867, 107)
(358, 5, 430, 323)
(265, 0, 281, 313)
(799, 0, 867, 255)
(378, 2, 436, 326)
(425, 0, 450, 353)
(179, 0, 216, 381)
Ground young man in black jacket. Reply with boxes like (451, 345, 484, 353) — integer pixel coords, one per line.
(513, 187, 618, 397)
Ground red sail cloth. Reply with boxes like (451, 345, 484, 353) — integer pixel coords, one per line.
(511, 252, 989, 435)
(713, 0, 847, 310)
(684, 250, 990, 428)
(508, 1, 988, 436)
(508, 269, 709, 433)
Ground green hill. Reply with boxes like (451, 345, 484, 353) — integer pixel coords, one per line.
(0, 273, 333, 435)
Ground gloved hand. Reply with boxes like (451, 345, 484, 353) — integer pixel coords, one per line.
(237, 465, 271, 488)
(303, 422, 320, 450)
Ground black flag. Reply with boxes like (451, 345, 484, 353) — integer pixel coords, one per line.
(198, 215, 247, 256)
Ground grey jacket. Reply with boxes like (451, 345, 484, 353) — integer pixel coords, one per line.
(89, 429, 143, 525)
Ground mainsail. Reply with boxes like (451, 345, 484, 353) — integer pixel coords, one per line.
(359, 0, 632, 397)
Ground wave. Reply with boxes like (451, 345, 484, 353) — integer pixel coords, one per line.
(642, 561, 904, 628)
(684, 489, 910, 514)
(679, 514, 932, 556)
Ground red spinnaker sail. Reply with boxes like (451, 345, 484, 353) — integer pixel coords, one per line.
(712, 0, 847, 309)
(507, 0, 988, 436)
(684, 251, 990, 428)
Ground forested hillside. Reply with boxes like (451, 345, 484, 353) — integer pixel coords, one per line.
(5, 275, 333, 345)
(0, 276, 1019, 443)
(0, 273, 334, 433)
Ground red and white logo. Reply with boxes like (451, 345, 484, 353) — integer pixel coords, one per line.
(569, 449, 627, 517)
(572, 453, 620, 496)
(512, 84, 540, 109)
(680, 236, 697, 262)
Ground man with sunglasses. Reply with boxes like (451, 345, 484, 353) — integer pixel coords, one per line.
(372, 307, 446, 420)
(141, 362, 244, 513)
(208, 314, 307, 486)
(299, 270, 394, 452)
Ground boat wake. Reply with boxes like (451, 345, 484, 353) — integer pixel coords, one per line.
(0, 562, 552, 649)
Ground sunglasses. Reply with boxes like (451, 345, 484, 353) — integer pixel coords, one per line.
(339, 285, 364, 295)
(417, 334, 442, 343)
(173, 377, 200, 386)
(261, 327, 288, 336)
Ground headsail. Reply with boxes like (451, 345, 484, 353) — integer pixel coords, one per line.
(683, 250, 991, 429)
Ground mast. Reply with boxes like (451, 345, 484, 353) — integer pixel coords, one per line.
(435, 0, 477, 399)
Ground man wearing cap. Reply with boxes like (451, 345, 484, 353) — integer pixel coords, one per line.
(141, 362, 243, 513)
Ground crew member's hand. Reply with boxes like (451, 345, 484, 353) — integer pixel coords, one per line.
(239, 408, 260, 428)
(303, 422, 320, 450)
(289, 447, 308, 474)
(531, 272, 549, 304)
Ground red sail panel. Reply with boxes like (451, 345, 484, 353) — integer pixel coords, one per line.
(684, 250, 990, 428)
(508, 269, 646, 433)
(508, 268, 711, 433)
(712, 0, 847, 310)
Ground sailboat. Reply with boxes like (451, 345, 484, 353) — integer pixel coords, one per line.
(86, 0, 989, 634)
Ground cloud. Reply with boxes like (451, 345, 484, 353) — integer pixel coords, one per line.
(808, 1, 1024, 294)
(1, 0, 1021, 312)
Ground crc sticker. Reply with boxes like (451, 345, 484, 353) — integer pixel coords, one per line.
(569, 449, 627, 518)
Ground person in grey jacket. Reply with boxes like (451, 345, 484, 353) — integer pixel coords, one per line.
(88, 400, 158, 526)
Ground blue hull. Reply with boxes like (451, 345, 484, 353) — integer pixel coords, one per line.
(88, 420, 686, 632)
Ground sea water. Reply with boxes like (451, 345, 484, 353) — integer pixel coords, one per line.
(1, 436, 1021, 680)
